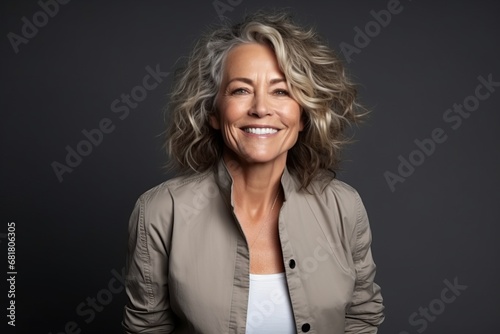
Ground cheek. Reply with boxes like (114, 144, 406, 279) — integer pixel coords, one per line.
(218, 101, 246, 125)
(287, 104, 303, 130)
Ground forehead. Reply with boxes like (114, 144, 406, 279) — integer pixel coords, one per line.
(222, 43, 283, 79)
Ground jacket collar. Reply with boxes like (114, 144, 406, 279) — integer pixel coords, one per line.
(214, 158, 298, 209)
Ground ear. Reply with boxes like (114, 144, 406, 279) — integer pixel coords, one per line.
(209, 112, 220, 130)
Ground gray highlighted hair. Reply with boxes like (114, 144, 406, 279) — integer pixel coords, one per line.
(165, 10, 365, 189)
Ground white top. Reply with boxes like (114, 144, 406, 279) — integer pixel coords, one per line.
(245, 272, 296, 333)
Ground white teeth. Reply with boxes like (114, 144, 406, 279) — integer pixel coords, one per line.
(244, 128, 278, 135)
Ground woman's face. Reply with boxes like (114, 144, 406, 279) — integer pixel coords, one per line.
(212, 43, 303, 166)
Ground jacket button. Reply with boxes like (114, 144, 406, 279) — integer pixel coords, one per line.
(289, 259, 296, 269)
(301, 323, 310, 332)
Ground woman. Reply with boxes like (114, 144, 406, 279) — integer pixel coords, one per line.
(122, 11, 384, 334)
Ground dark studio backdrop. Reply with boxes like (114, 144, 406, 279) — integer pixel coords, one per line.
(1, 0, 499, 333)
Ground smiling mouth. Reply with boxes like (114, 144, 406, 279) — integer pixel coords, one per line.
(243, 127, 279, 135)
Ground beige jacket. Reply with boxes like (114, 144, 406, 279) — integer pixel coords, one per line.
(122, 160, 384, 333)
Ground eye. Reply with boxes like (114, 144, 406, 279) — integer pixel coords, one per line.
(273, 89, 289, 96)
(230, 88, 250, 95)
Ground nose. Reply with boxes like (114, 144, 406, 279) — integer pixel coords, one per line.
(249, 92, 272, 117)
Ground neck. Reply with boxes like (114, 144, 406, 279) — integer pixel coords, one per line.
(223, 151, 285, 219)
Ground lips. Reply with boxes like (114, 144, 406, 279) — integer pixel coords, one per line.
(243, 127, 279, 135)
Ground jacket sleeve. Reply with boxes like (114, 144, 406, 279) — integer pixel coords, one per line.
(345, 192, 384, 333)
(122, 192, 176, 333)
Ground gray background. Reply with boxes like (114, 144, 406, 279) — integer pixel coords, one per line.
(2, 0, 499, 333)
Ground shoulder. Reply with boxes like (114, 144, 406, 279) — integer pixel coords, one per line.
(127, 171, 217, 250)
(305, 172, 363, 211)
(135, 170, 215, 219)
(303, 173, 368, 237)
(304, 174, 371, 259)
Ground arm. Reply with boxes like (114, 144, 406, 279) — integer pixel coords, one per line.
(345, 193, 385, 333)
(122, 193, 176, 333)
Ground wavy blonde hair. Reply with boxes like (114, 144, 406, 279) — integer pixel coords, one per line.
(165, 11, 365, 189)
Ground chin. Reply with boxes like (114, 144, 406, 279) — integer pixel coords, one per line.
(224, 146, 289, 165)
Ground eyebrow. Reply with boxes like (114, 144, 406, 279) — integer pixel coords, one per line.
(226, 77, 286, 85)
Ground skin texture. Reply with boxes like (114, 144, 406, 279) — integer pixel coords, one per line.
(211, 43, 303, 274)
